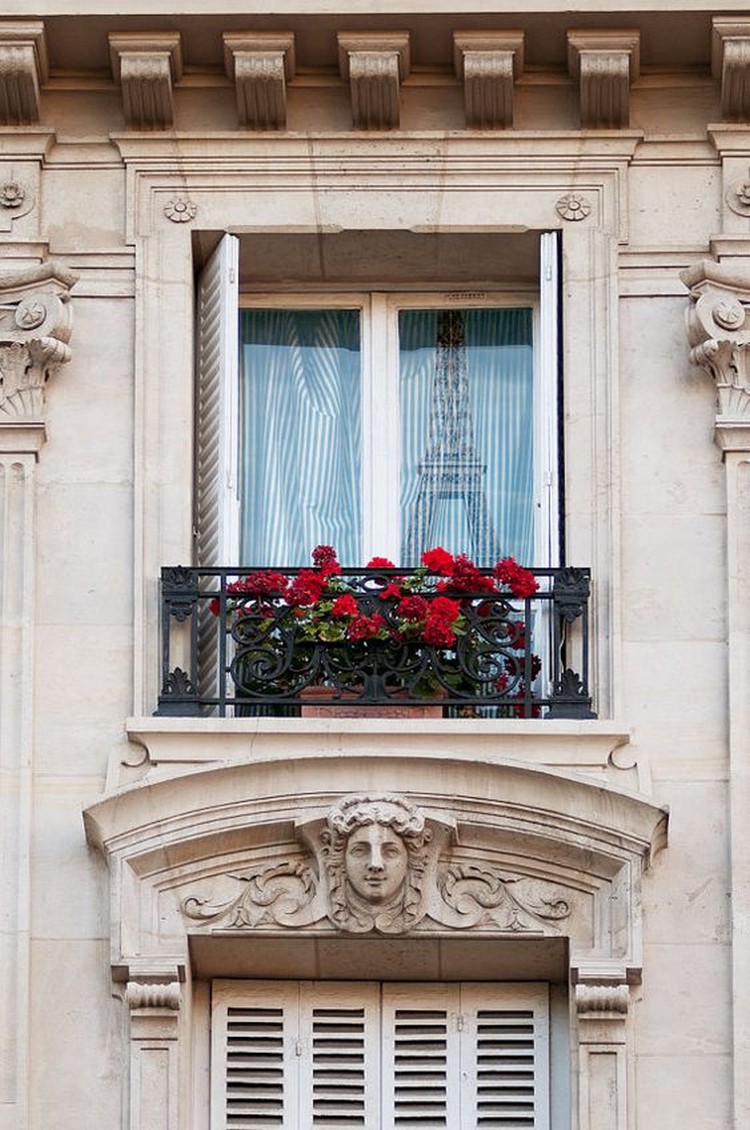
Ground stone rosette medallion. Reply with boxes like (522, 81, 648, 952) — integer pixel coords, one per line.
(181, 792, 573, 936)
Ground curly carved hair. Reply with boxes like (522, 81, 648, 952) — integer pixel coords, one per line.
(321, 793, 431, 934)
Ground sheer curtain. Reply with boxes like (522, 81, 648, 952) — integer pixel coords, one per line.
(399, 308, 534, 566)
(239, 308, 361, 565)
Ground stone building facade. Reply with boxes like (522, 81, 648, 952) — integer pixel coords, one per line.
(1, 3, 748, 1128)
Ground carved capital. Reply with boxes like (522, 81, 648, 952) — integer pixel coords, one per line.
(567, 30, 640, 129)
(0, 22, 48, 125)
(682, 260, 750, 448)
(576, 983, 630, 1016)
(223, 32, 295, 130)
(0, 260, 77, 423)
(712, 19, 750, 122)
(337, 32, 410, 130)
(108, 33, 182, 129)
(126, 980, 181, 1011)
(453, 32, 524, 129)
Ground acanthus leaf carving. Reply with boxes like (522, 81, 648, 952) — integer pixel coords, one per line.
(180, 793, 575, 938)
(0, 261, 77, 422)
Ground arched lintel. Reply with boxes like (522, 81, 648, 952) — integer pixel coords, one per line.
(83, 752, 667, 986)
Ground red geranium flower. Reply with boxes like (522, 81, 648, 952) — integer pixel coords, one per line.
(331, 594, 358, 618)
(430, 595, 461, 623)
(285, 570, 326, 607)
(312, 544, 338, 567)
(494, 556, 539, 598)
(421, 546, 455, 575)
(367, 556, 396, 569)
(347, 613, 387, 641)
(422, 615, 457, 647)
(397, 595, 430, 622)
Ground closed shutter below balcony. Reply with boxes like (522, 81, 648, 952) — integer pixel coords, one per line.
(212, 981, 549, 1130)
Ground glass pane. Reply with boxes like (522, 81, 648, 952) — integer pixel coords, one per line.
(239, 308, 361, 565)
(399, 308, 534, 566)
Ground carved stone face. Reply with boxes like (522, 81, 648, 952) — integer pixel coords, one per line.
(344, 824, 409, 904)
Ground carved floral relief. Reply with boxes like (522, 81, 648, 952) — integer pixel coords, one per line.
(181, 792, 575, 937)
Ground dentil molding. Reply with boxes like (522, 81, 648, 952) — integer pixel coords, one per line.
(0, 260, 77, 424)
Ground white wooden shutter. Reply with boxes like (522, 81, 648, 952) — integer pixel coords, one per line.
(460, 983, 550, 1130)
(537, 231, 561, 571)
(298, 981, 381, 1127)
(212, 981, 299, 1130)
(195, 233, 240, 567)
(381, 983, 462, 1128)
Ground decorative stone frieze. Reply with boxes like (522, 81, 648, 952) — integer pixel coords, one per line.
(182, 792, 574, 937)
(223, 32, 295, 130)
(712, 19, 750, 122)
(453, 31, 524, 129)
(108, 33, 183, 130)
(0, 260, 77, 423)
(0, 22, 48, 126)
(567, 30, 640, 129)
(337, 32, 410, 130)
(682, 259, 750, 450)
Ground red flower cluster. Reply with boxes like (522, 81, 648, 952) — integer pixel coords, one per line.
(494, 556, 539, 599)
(347, 613, 387, 641)
(331, 594, 358, 618)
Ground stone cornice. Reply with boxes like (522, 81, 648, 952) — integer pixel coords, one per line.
(0, 259, 77, 426)
(712, 18, 750, 122)
(682, 258, 750, 450)
(337, 32, 410, 130)
(453, 31, 524, 129)
(567, 29, 640, 129)
(223, 32, 295, 130)
(0, 21, 48, 126)
(108, 32, 182, 130)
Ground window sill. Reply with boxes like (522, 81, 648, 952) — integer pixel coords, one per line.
(122, 715, 646, 793)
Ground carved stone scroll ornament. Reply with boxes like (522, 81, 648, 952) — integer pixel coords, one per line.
(0, 261, 77, 421)
(181, 792, 573, 937)
(682, 260, 750, 441)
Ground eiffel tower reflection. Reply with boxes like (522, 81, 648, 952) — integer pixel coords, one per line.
(404, 310, 499, 565)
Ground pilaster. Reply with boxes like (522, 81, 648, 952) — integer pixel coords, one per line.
(0, 259, 76, 1130)
(126, 968, 184, 1130)
(575, 977, 631, 1130)
(683, 256, 750, 1129)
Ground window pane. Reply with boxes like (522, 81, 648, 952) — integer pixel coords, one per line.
(239, 308, 361, 565)
(399, 308, 534, 566)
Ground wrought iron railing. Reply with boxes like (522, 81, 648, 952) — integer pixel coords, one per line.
(155, 565, 596, 719)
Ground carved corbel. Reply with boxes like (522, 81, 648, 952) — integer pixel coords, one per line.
(223, 32, 295, 130)
(0, 22, 48, 125)
(574, 976, 631, 1130)
(712, 19, 750, 122)
(567, 30, 640, 129)
(0, 260, 77, 425)
(337, 32, 410, 130)
(125, 966, 183, 1130)
(108, 33, 182, 130)
(453, 31, 524, 129)
(682, 259, 750, 451)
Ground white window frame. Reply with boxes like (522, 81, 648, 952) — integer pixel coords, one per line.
(197, 235, 560, 569)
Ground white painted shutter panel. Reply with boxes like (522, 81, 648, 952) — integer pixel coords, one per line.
(537, 231, 560, 571)
(212, 980, 299, 1130)
(195, 233, 240, 567)
(381, 983, 462, 1129)
(459, 983, 550, 1130)
(298, 981, 381, 1128)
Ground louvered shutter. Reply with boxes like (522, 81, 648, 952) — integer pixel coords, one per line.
(212, 981, 299, 1130)
(381, 983, 462, 1128)
(298, 982, 381, 1128)
(459, 983, 550, 1130)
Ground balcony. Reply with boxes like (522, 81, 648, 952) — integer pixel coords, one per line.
(155, 560, 595, 720)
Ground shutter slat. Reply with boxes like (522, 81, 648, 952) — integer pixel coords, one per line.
(300, 983, 380, 1128)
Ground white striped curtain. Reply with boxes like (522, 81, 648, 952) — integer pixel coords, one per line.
(239, 306, 533, 567)
(399, 308, 534, 566)
(239, 308, 361, 566)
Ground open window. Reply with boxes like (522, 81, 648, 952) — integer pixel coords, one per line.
(195, 232, 561, 573)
